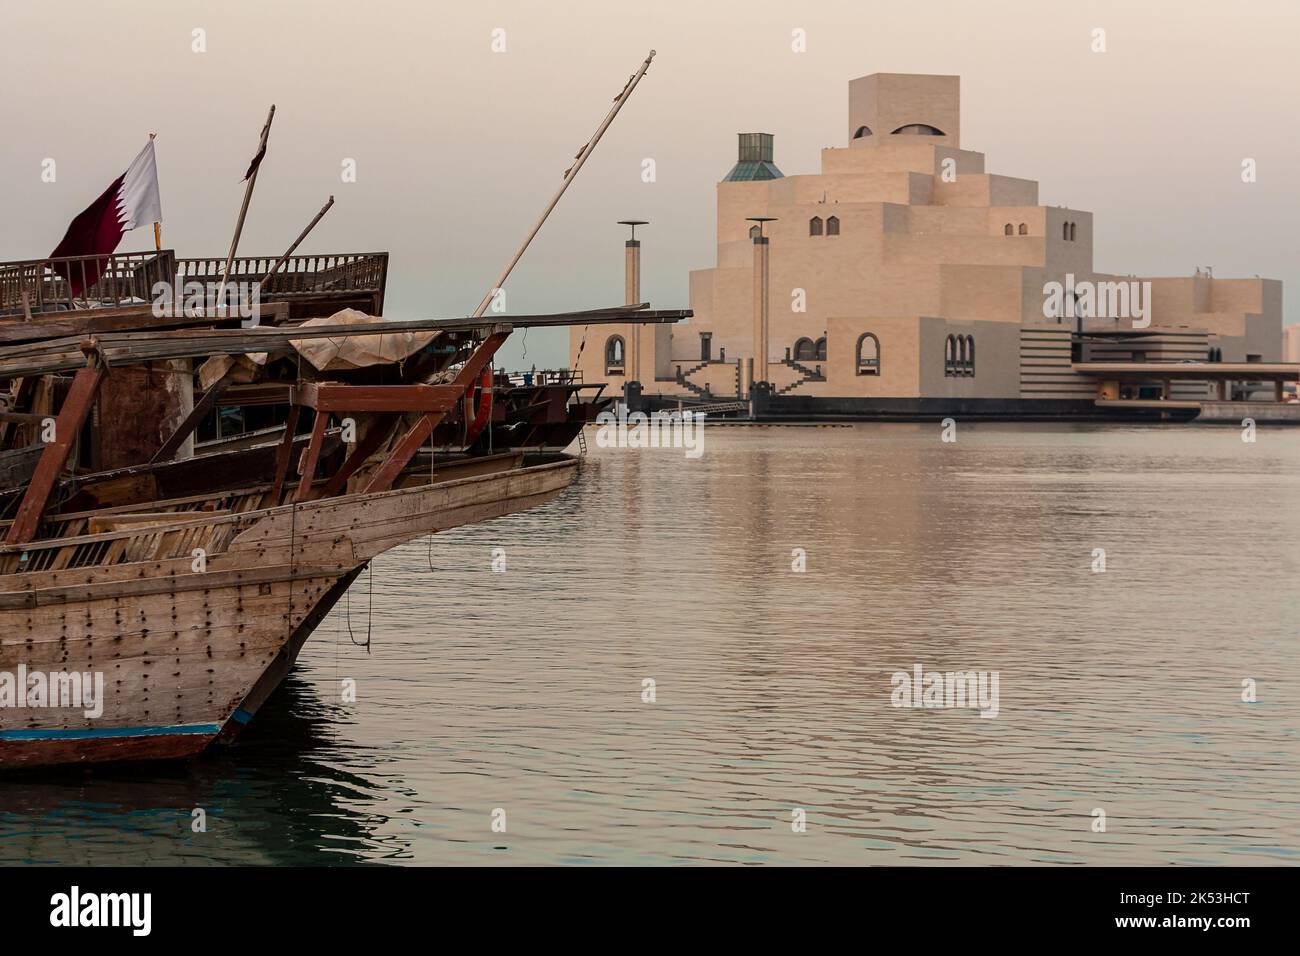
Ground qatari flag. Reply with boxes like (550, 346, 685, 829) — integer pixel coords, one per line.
(48, 139, 162, 297)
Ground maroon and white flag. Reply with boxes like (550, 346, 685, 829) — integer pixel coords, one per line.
(48, 139, 162, 296)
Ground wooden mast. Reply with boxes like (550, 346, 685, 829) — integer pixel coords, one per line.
(469, 51, 656, 319)
(216, 105, 276, 312)
(258, 196, 335, 292)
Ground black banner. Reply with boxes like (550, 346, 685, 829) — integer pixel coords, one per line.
(0, 865, 1286, 942)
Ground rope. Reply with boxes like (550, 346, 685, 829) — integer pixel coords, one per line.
(345, 561, 373, 653)
(572, 325, 590, 373)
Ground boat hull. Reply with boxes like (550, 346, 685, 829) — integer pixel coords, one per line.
(0, 457, 578, 768)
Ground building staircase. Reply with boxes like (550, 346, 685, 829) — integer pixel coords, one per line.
(775, 357, 826, 395)
(674, 359, 744, 399)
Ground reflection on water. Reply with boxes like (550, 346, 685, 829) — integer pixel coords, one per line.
(2, 424, 1297, 865)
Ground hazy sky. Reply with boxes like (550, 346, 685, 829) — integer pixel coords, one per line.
(3, 0, 1296, 368)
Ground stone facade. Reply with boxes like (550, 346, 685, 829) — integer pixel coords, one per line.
(571, 73, 1283, 410)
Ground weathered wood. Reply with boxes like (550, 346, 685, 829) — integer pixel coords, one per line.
(0, 302, 290, 346)
(0, 307, 692, 379)
(149, 374, 232, 463)
(0, 444, 43, 488)
(268, 404, 301, 504)
(92, 361, 195, 471)
(0, 376, 38, 449)
(360, 413, 437, 496)
(293, 411, 329, 502)
(218, 383, 293, 406)
(318, 412, 398, 498)
(216, 105, 276, 308)
(259, 196, 335, 287)
(293, 382, 462, 414)
(87, 510, 232, 533)
(0, 456, 578, 767)
(363, 331, 509, 493)
(4, 364, 105, 545)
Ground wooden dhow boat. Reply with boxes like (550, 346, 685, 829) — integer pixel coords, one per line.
(0, 299, 685, 768)
(0, 51, 671, 768)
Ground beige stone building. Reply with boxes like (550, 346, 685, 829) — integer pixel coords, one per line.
(1284, 324, 1300, 363)
(572, 73, 1290, 419)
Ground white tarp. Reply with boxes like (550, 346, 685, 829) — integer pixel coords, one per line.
(197, 309, 439, 389)
(287, 309, 438, 371)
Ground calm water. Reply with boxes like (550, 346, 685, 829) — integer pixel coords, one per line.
(2, 424, 1297, 865)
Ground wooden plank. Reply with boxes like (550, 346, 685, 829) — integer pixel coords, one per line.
(0, 308, 693, 379)
(3, 365, 104, 545)
(87, 510, 231, 533)
(317, 412, 398, 498)
(149, 374, 232, 463)
(217, 383, 293, 406)
(293, 411, 329, 502)
(0, 444, 43, 488)
(359, 413, 437, 496)
(293, 383, 462, 414)
(362, 331, 509, 493)
(0, 377, 38, 449)
(268, 404, 301, 505)
(0, 301, 290, 344)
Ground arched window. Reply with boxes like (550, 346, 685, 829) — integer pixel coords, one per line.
(1004, 223, 1014, 236)
(957, 335, 968, 369)
(891, 124, 945, 136)
(793, 337, 816, 362)
(856, 332, 880, 375)
(1018, 223, 1028, 236)
(604, 335, 625, 375)
(748, 224, 761, 239)
(1069, 222, 1077, 241)
(945, 334, 958, 375)
(1062, 221, 1070, 241)
(965, 335, 975, 375)
(814, 337, 827, 361)
(853, 125, 873, 139)
(826, 216, 840, 236)
(809, 217, 823, 236)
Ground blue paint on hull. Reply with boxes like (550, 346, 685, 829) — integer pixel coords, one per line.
(0, 723, 220, 741)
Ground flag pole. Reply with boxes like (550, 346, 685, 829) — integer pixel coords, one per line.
(149, 133, 161, 252)
(216, 104, 275, 314)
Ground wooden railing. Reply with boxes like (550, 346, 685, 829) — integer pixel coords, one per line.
(0, 251, 177, 315)
(176, 252, 388, 302)
(0, 250, 389, 317)
(0, 487, 272, 575)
